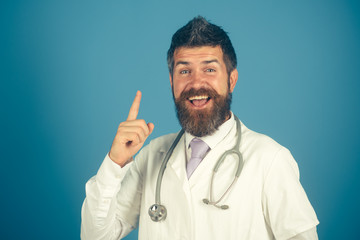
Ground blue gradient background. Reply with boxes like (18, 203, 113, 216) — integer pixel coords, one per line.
(1, 0, 359, 239)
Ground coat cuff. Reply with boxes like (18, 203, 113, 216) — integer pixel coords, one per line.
(96, 153, 133, 187)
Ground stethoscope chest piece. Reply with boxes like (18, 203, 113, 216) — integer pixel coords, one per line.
(148, 204, 167, 222)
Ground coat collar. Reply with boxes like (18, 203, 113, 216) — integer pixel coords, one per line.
(184, 112, 235, 154)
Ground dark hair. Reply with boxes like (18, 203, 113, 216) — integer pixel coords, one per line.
(167, 16, 237, 76)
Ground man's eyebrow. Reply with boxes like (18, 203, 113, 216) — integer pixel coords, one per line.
(202, 59, 220, 65)
(175, 59, 220, 67)
(175, 61, 190, 67)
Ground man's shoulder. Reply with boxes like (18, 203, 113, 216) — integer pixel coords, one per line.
(134, 132, 181, 167)
(240, 123, 294, 171)
(145, 131, 181, 153)
(241, 122, 285, 154)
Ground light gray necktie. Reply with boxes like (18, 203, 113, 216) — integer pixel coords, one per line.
(186, 138, 210, 179)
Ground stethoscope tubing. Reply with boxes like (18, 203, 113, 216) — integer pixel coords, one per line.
(154, 129, 185, 204)
(149, 115, 243, 221)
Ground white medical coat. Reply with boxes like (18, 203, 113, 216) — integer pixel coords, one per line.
(82, 120, 319, 240)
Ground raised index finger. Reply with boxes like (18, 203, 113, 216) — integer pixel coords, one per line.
(127, 90, 142, 120)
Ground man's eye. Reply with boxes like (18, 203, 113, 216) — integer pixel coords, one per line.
(180, 70, 189, 74)
(206, 68, 215, 72)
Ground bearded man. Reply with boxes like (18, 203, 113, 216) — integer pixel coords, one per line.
(81, 16, 319, 240)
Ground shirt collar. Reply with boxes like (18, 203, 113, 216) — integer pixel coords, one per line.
(185, 112, 235, 150)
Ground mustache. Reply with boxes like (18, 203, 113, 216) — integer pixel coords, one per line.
(178, 87, 220, 101)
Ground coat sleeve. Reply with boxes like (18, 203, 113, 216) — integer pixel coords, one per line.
(288, 227, 318, 240)
(81, 154, 141, 240)
(262, 147, 319, 240)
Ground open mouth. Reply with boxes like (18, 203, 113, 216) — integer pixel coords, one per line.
(187, 95, 211, 107)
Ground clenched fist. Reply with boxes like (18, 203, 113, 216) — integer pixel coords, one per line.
(109, 91, 154, 167)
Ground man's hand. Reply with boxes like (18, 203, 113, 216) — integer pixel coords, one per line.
(109, 91, 155, 167)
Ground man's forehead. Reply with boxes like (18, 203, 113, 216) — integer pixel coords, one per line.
(173, 46, 224, 63)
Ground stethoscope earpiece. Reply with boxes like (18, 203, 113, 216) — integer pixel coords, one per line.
(148, 204, 167, 222)
(202, 199, 210, 204)
(203, 199, 229, 210)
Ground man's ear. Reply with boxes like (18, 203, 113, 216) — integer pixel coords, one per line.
(169, 73, 173, 88)
(229, 69, 238, 93)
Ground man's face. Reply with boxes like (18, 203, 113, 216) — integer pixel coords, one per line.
(170, 46, 238, 137)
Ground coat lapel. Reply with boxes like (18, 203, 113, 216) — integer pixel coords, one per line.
(188, 124, 239, 188)
(166, 135, 192, 203)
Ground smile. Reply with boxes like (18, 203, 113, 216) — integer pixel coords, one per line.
(187, 95, 211, 107)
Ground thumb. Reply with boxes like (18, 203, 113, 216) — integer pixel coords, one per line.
(147, 122, 155, 135)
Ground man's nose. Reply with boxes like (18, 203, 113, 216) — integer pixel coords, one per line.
(190, 70, 205, 87)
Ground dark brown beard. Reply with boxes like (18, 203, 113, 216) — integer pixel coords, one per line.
(174, 87, 232, 137)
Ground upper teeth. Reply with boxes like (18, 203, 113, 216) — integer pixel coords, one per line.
(188, 95, 208, 101)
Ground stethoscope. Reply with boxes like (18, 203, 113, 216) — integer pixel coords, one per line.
(148, 115, 244, 222)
